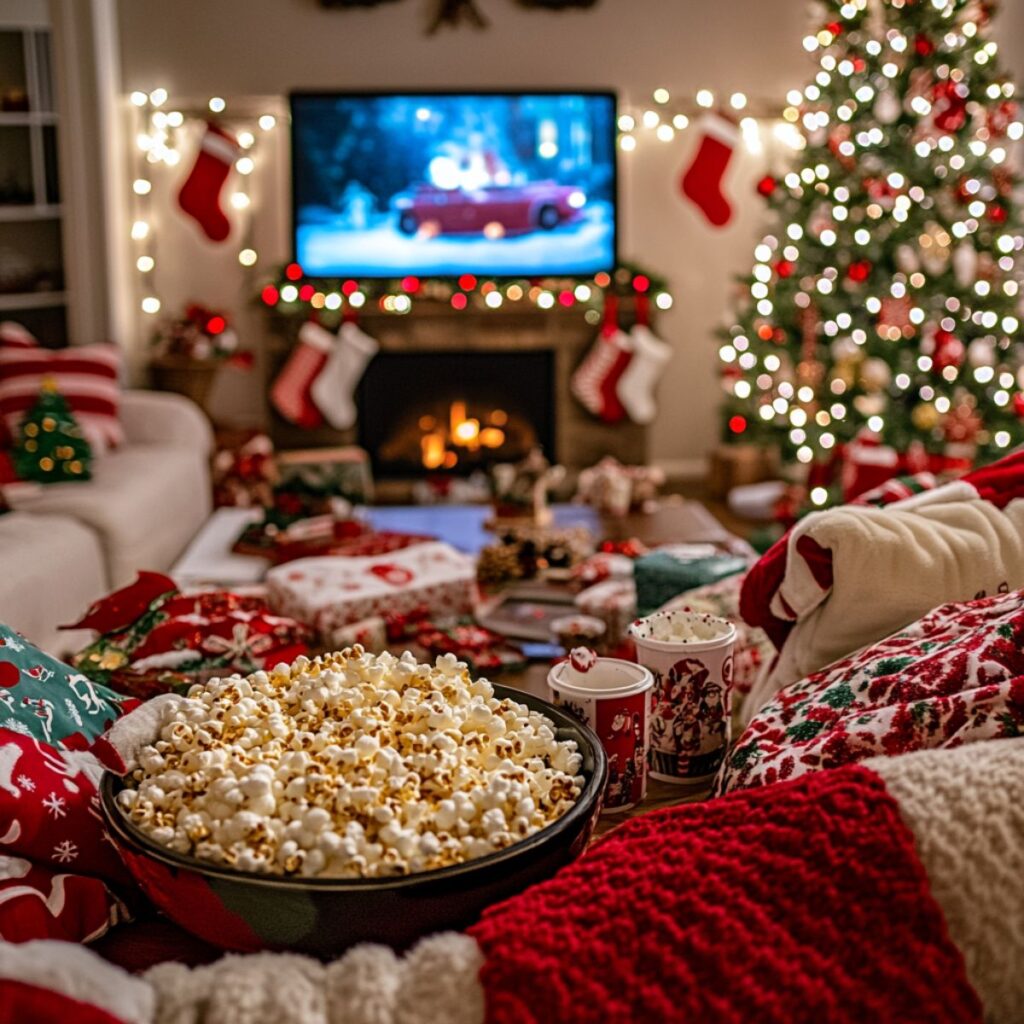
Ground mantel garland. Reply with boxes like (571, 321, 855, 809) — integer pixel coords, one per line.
(256, 261, 672, 325)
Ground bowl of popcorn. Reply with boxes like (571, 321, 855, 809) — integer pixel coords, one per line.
(100, 648, 607, 955)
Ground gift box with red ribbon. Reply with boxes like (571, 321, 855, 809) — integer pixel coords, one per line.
(65, 572, 313, 700)
(266, 542, 478, 641)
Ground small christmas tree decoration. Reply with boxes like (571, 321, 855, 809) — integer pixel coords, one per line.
(14, 380, 92, 483)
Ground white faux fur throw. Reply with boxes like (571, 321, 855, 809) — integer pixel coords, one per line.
(744, 486, 1024, 723)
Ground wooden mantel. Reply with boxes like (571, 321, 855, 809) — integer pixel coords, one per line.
(266, 298, 650, 470)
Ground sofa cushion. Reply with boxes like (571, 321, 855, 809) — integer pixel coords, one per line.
(0, 512, 107, 655)
(8, 444, 211, 589)
(0, 729, 132, 943)
(0, 343, 124, 453)
(0, 623, 128, 746)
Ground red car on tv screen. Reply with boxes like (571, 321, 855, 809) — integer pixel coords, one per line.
(395, 182, 588, 237)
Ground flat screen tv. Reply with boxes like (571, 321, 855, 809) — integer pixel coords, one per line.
(290, 91, 617, 278)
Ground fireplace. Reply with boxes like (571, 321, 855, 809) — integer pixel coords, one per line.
(357, 349, 555, 477)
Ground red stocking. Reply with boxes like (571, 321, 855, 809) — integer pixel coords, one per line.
(270, 321, 333, 429)
(680, 112, 738, 228)
(177, 123, 240, 242)
(570, 295, 634, 424)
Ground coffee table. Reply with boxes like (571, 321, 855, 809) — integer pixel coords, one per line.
(171, 498, 742, 831)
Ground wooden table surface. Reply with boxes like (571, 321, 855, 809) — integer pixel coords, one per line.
(461, 497, 737, 837)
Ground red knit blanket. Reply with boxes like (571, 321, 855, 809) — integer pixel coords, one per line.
(470, 765, 981, 1024)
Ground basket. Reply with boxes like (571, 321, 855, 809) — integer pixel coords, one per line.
(149, 355, 220, 411)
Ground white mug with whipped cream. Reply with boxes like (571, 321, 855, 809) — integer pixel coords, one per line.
(628, 609, 736, 788)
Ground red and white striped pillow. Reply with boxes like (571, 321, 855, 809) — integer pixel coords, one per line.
(0, 343, 124, 452)
(0, 321, 38, 348)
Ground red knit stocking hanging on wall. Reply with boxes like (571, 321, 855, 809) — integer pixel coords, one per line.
(680, 111, 738, 228)
(177, 123, 240, 242)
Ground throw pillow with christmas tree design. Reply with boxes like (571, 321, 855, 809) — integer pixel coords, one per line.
(14, 379, 92, 484)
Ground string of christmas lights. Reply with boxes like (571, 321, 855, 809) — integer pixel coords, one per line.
(258, 262, 672, 323)
(127, 89, 281, 318)
(616, 89, 805, 155)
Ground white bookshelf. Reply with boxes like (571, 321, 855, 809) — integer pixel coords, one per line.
(0, 15, 68, 342)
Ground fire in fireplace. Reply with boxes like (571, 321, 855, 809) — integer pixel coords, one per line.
(357, 350, 555, 477)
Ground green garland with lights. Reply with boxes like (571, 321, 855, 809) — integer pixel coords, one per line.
(258, 261, 672, 324)
(720, 0, 1024, 491)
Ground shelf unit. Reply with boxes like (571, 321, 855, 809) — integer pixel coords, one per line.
(0, 17, 67, 344)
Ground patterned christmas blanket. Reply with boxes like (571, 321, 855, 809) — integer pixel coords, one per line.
(718, 588, 1024, 795)
(740, 451, 1024, 720)
(3, 738, 1022, 1023)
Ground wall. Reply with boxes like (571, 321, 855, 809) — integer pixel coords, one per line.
(114, 0, 1024, 469)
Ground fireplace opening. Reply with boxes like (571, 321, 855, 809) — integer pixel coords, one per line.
(357, 349, 555, 477)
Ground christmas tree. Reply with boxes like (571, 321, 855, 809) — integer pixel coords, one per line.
(720, 0, 1023, 505)
(15, 381, 92, 483)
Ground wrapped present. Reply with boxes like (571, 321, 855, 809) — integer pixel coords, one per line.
(233, 511, 433, 565)
(575, 457, 665, 515)
(212, 431, 276, 508)
(267, 542, 477, 640)
(414, 622, 526, 674)
(329, 616, 388, 654)
(276, 446, 373, 507)
(570, 552, 636, 588)
(66, 572, 313, 700)
(574, 578, 637, 645)
(634, 547, 749, 616)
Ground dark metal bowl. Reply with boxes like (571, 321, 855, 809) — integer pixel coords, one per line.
(100, 684, 607, 956)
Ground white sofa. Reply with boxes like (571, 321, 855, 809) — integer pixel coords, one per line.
(0, 390, 212, 655)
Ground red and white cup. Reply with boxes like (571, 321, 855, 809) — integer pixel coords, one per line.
(547, 654, 654, 813)
(628, 609, 736, 789)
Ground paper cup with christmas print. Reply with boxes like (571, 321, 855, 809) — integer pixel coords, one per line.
(547, 650, 654, 814)
(629, 609, 736, 789)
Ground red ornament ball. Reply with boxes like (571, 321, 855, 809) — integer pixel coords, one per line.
(774, 259, 795, 279)
(284, 263, 303, 281)
(914, 33, 934, 56)
(260, 285, 279, 306)
(632, 274, 650, 293)
(989, 204, 1008, 224)
(756, 175, 777, 198)
(933, 329, 964, 370)
(728, 415, 747, 434)
(298, 284, 315, 302)
(847, 260, 872, 283)
(205, 315, 226, 335)
(931, 80, 968, 134)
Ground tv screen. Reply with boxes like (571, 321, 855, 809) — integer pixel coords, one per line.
(290, 91, 617, 278)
